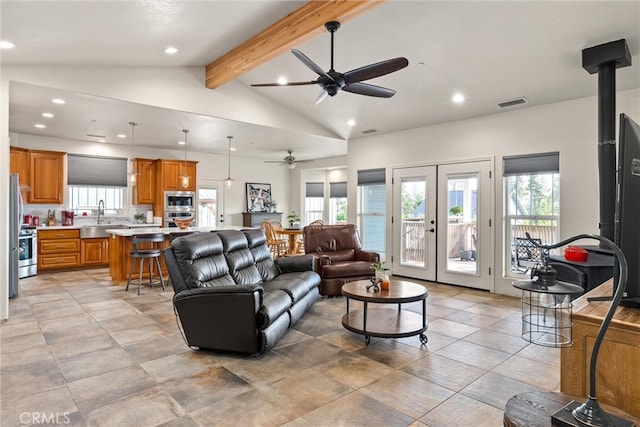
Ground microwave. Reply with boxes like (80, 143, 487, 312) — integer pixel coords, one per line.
(165, 191, 195, 211)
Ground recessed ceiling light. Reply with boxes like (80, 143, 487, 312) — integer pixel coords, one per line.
(277, 76, 288, 85)
(42, 112, 54, 118)
(164, 46, 178, 55)
(346, 119, 356, 127)
(117, 134, 126, 139)
(230, 147, 237, 151)
(34, 123, 46, 129)
(0, 41, 15, 49)
(452, 93, 465, 104)
(178, 141, 185, 145)
(98, 138, 106, 143)
(51, 98, 65, 104)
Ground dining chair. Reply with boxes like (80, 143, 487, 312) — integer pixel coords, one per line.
(260, 221, 288, 257)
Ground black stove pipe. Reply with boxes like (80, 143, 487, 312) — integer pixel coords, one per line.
(582, 39, 631, 243)
(597, 62, 616, 242)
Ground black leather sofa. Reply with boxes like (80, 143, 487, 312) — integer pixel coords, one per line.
(163, 229, 320, 355)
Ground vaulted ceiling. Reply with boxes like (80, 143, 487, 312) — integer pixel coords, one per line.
(2, 1, 639, 162)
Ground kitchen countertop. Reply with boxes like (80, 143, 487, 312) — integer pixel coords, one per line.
(105, 226, 245, 237)
(37, 223, 161, 230)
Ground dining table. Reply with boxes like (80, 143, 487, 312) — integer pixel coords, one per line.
(278, 228, 303, 255)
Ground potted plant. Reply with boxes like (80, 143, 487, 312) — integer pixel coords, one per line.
(286, 211, 300, 228)
(371, 262, 391, 289)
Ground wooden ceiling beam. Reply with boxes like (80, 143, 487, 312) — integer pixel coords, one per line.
(205, 0, 383, 89)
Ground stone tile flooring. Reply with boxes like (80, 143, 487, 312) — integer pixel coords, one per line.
(1, 269, 560, 426)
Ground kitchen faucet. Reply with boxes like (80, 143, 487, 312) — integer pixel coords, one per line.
(97, 199, 105, 224)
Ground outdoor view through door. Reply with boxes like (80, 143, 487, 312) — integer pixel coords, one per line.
(392, 161, 492, 291)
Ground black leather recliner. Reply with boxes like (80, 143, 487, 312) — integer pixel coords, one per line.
(163, 229, 320, 354)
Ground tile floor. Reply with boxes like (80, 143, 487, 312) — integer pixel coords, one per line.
(1, 269, 560, 426)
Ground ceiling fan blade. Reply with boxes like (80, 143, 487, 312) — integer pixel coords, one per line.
(344, 57, 409, 84)
(313, 88, 329, 105)
(291, 49, 333, 81)
(342, 82, 396, 98)
(264, 160, 285, 163)
(251, 80, 317, 87)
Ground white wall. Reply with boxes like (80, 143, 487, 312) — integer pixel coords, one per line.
(347, 88, 640, 297)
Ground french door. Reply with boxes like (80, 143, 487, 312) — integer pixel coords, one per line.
(392, 161, 493, 290)
(392, 166, 437, 281)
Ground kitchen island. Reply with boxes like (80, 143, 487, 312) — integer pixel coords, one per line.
(105, 227, 243, 284)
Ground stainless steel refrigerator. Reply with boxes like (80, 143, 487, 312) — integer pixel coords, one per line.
(9, 173, 23, 298)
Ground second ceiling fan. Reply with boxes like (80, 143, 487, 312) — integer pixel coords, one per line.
(252, 21, 409, 104)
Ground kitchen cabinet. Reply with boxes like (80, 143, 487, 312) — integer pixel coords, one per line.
(9, 146, 30, 200)
(156, 159, 197, 192)
(132, 158, 155, 204)
(81, 237, 109, 267)
(29, 150, 65, 204)
(38, 229, 80, 270)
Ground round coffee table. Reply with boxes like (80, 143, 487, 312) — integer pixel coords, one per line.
(341, 279, 428, 345)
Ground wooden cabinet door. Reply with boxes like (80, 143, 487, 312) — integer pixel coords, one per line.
(81, 238, 109, 266)
(133, 158, 155, 204)
(10, 147, 30, 200)
(29, 150, 64, 204)
(161, 160, 182, 191)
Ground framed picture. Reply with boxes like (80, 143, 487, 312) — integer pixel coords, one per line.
(246, 183, 272, 212)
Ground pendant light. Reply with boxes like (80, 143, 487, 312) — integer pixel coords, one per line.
(127, 122, 138, 186)
(179, 129, 190, 189)
(225, 136, 235, 190)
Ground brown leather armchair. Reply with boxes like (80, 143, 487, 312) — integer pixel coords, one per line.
(303, 224, 380, 296)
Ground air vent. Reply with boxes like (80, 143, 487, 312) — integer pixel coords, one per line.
(361, 128, 379, 135)
(86, 133, 107, 139)
(498, 97, 528, 109)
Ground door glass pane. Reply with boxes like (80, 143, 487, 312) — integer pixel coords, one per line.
(447, 174, 478, 274)
(197, 187, 217, 227)
(401, 177, 426, 267)
(358, 184, 385, 259)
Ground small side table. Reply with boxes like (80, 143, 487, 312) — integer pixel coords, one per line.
(503, 391, 639, 427)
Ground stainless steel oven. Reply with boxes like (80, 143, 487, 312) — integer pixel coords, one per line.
(19, 227, 37, 278)
(164, 191, 195, 212)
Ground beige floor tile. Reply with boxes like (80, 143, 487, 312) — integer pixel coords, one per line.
(515, 342, 561, 367)
(0, 358, 66, 401)
(189, 389, 298, 426)
(434, 340, 511, 371)
(85, 386, 184, 427)
(222, 351, 308, 386)
(360, 371, 455, 419)
(403, 353, 486, 392)
(302, 390, 414, 426)
(427, 318, 479, 339)
(357, 338, 428, 369)
(313, 352, 395, 389)
(463, 302, 519, 319)
(140, 351, 221, 384)
(461, 371, 540, 410)
(58, 346, 135, 382)
(419, 393, 504, 427)
(1, 385, 79, 427)
(462, 328, 529, 354)
(275, 336, 347, 368)
(492, 355, 560, 390)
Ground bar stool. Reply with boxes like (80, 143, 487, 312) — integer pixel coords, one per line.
(126, 233, 166, 295)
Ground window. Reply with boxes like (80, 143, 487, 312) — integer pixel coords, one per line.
(197, 187, 217, 228)
(67, 187, 125, 215)
(329, 182, 347, 225)
(305, 182, 324, 224)
(504, 152, 559, 276)
(357, 168, 386, 259)
(66, 154, 127, 214)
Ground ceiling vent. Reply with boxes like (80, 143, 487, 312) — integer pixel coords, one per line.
(498, 97, 527, 109)
(361, 128, 379, 135)
(86, 133, 107, 139)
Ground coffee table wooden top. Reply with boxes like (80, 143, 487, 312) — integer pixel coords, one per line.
(341, 279, 428, 303)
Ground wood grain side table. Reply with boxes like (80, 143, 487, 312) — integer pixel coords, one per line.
(504, 391, 639, 427)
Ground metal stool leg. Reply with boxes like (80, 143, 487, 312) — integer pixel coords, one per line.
(154, 256, 166, 291)
(126, 257, 136, 292)
(137, 257, 144, 295)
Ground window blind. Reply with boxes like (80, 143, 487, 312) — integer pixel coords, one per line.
(305, 182, 324, 197)
(329, 182, 347, 198)
(503, 152, 559, 176)
(357, 168, 385, 185)
(67, 154, 128, 186)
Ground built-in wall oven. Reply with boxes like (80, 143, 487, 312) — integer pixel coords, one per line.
(164, 191, 196, 228)
(19, 227, 37, 278)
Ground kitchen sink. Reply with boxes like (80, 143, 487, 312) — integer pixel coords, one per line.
(80, 224, 127, 239)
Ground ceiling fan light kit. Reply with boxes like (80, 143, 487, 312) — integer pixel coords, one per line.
(252, 21, 409, 104)
(265, 150, 313, 168)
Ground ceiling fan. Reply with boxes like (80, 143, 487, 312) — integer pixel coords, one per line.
(252, 21, 409, 104)
(264, 150, 313, 169)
